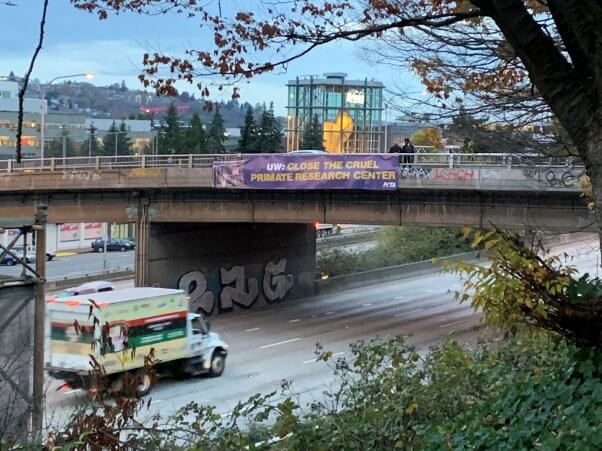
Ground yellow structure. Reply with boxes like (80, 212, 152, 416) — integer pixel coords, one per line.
(323, 110, 354, 153)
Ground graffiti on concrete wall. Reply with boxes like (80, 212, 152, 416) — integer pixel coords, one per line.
(522, 168, 580, 187)
(61, 170, 101, 181)
(178, 257, 294, 315)
(399, 167, 432, 179)
(432, 168, 477, 181)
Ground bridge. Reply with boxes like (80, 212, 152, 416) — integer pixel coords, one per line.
(0, 153, 591, 314)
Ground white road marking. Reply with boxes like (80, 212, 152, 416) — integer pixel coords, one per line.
(395, 308, 425, 317)
(150, 399, 163, 404)
(439, 319, 470, 328)
(394, 296, 405, 300)
(425, 289, 433, 293)
(325, 311, 334, 315)
(362, 303, 373, 307)
(260, 337, 301, 349)
(245, 327, 260, 332)
(302, 351, 346, 364)
(62, 389, 81, 395)
(288, 319, 300, 323)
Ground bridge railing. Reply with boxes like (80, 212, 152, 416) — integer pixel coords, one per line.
(0, 152, 580, 173)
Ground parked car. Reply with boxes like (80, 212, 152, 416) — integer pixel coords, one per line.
(0, 251, 35, 266)
(13, 245, 55, 261)
(54, 280, 115, 298)
(91, 238, 135, 252)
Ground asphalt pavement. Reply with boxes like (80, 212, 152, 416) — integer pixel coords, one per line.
(44, 268, 484, 429)
(42, 236, 600, 431)
(0, 250, 134, 279)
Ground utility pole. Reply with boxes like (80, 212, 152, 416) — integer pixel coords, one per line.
(32, 204, 47, 436)
(88, 127, 92, 158)
(62, 135, 67, 160)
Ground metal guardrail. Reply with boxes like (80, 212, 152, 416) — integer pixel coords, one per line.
(0, 153, 582, 174)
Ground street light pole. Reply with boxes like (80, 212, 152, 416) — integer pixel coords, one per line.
(36, 73, 94, 160)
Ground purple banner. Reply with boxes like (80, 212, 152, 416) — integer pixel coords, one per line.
(213, 154, 399, 190)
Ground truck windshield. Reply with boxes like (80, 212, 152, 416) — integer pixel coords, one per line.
(191, 317, 208, 335)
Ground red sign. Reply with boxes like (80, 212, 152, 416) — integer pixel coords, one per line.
(59, 223, 80, 242)
(83, 223, 103, 240)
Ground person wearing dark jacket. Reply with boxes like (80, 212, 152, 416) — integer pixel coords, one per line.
(401, 138, 415, 166)
(388, 143, 402, 154)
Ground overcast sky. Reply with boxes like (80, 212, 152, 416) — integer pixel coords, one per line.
(1, 1, 421, 116)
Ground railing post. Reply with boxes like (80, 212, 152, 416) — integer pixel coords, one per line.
(448, 153, 454, 168)
(141, 154, 146, 168)
(507, 154, 512, 170)
(95, 156, 100, 170)
(50, 157, 55, 172)
(7, 159, 12, 173)
(188, 154, 193, 168)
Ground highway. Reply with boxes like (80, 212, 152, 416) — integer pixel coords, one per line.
(42, 236, 600, 430)
(43, 267, 485, 429)
(0, 251, 133, 279)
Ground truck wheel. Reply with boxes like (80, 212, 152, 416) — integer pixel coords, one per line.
(120, 246, 126, 252)
(136, 372, 153, 396)
(6, 259, 15, 266)
(209, 351, 226, 377)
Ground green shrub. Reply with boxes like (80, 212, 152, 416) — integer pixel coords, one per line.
(318, 226, 471, 277)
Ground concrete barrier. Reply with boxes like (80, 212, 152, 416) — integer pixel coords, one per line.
(316, 250, 485, 294)
(46, 268, 134, 291)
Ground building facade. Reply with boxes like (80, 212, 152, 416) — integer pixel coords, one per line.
(286, 73, 383, 153)
(0, 80, 154, 159)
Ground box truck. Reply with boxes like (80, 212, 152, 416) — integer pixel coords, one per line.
(46, 287, 228, 395)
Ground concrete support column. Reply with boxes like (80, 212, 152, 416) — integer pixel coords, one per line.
(146, 222, 317, 315)
(134, 199, 150, 287)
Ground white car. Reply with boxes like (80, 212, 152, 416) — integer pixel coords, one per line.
(289, 149, 328, 155)
(54, 280, 114, 298)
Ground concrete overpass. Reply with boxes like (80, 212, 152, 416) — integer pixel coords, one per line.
(0, 153, 592, 315)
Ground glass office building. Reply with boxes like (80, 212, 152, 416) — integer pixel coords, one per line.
(286, 73, 383, 153)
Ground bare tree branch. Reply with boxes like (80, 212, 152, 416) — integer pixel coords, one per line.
(15, 0, 49, 163)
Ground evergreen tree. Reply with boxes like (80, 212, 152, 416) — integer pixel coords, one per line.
(116, 121, 132, 155)
(47, 130, 78, 158)
(301, 114, 324, 150)
(82, 125, 101, 156)
(206, 108, 226, 153)
(158, 102, 183, 154)
(183, 112, 207, 153)
(239, 107, 257, 152)
(101, 121, 120, 156)
(256, 102, 283, 152)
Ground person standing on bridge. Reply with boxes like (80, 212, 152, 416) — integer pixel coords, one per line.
(388, 142, 402, 154)
(401, 138, 415, 166)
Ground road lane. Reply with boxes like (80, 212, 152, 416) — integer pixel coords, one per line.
(44, 268, 481, 428)
(43, 237, 601, 430)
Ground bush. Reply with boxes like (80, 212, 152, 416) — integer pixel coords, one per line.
(47, 332, 602, 450)
(318, 226, 470, 277)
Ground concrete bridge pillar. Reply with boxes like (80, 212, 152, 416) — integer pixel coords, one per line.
(134, 199, 150, 287)
(142, 222, 316, 315)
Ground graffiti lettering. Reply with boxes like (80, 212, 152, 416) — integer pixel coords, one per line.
(219, 266, 260, 311)
(61, 170, 100, 181)
(129, 168, 162, 178)
(263, 258, 294, 302)
(177, 258, 294, 315)
(522, 169, 579, 188)
(400, 167, 432, 179)
(432, 168, 476, 181)
(480, 169, 502, 181)
(178, 271, 215, 315)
